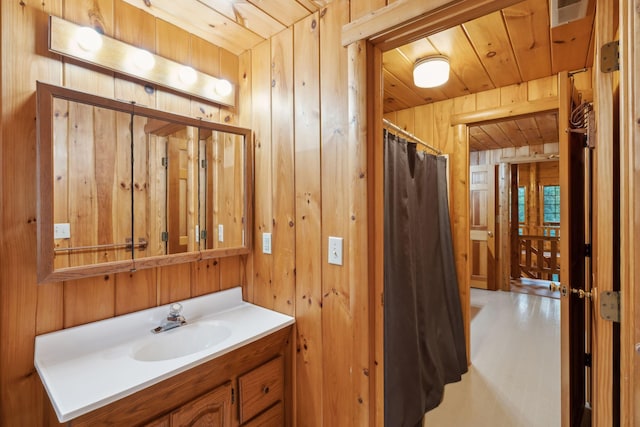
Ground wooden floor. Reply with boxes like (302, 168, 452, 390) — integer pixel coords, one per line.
(422, 289, 561, 427)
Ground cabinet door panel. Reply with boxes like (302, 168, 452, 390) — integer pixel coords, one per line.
(170, 382, 232, 427)
(242, 402, 283, 427)
(238, 356, 284, 423)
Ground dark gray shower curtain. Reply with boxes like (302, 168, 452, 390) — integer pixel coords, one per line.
(383, 130, 467, 427)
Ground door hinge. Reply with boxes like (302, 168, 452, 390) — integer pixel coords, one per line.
(599, 290, 620, 323)
(584, 353, 592, 367)
(161, 231, 169, 242)
(200, 229, 208, 240)
(601, 40, 619, 73)
(231, 387, 235, 404)
(161, 157, 169, 168)
(584, 243, 592, 257)
(201, 159, 208, 169)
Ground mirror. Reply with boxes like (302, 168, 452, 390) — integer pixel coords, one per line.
(37, 82, 252, 283)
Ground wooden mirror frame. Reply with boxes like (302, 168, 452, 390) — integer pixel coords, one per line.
(36, 81, 253, 284)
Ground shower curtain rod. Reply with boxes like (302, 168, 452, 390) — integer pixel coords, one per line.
(383, 118, 442, 155)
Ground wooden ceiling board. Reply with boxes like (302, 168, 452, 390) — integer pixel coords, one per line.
(502, 0, 552, 82)
(122, 0, 263, 55)
(515, 116, 544, 145)
(427, 26, 495, 93)
(383, 69, 422, 112)
(247, 0, 311, 27)
(535, 112, 559, 143)
(550, 12, 596, 73)
(469, 126, 500, 151)
(481, 123, 513, 148)
(462, 11, 522, 87)
(495, 120, 528, 146)
(230, 2, 288, 38)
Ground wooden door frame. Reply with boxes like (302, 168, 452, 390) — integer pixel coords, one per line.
(348, 0, 636, 425)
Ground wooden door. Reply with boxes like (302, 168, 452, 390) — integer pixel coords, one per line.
(470, 164, 496, 289)
(558, 69, 591, 426)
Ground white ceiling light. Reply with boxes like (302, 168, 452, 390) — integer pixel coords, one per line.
(413, 56, 450, 88)
(75, 27, 102, 52)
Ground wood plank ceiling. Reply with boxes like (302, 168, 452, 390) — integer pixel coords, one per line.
(382, 0, 595, 151)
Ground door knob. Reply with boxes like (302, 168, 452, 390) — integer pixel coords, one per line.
(549, 282, 568, 296)
(571, 288, 592, 299)
(487, 230, 493, 237)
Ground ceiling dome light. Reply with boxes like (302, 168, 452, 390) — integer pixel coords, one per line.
(75, 27, 102, 52)
(215, 79, 232, 97)
(413, 55, 450, 88)
(179, 66, 198, 85)
(133, 49, 155, 71)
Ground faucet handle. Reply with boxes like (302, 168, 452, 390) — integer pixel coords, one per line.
(169, 303, 183, 317)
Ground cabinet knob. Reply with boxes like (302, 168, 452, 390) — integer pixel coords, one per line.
(262, 386, 270, 394)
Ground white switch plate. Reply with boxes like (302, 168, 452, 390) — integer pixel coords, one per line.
(218, 224, 224, 242)
(328, 236, 343, 265)
(54, 223, 71, 239)
(262, 232, 272, 254)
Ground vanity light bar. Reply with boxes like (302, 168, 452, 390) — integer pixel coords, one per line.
(48, 15, 236, 107)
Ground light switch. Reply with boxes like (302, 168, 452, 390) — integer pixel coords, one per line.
(218, 224, 224, 242)
(262, 232, 272, 254)
(328, 236, 343, 265)
(54, 223, 71, 239)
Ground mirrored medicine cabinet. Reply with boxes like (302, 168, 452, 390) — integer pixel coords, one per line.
(36, 82, 252, 283)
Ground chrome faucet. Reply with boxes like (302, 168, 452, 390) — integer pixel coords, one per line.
(152, 303, 187, 334)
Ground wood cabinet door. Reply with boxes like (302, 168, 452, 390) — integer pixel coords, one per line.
(470, 164, 496, 289)
(170, 382, 232, 427)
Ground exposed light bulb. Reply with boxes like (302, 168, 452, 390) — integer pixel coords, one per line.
(133, 49, 155, 71)
(179, 66, 198, 85)
(75, 27, 103, 52)
(215, 79, 232, 97)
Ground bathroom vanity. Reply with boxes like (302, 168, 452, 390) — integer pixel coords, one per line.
(35, 287, 294, 426)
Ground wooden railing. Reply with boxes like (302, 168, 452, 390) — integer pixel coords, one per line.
(516, 234, 560, 280)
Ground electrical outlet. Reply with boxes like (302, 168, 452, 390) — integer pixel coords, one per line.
(328, 236, 343, 265)
(54, 223, 71, 239)
(262, 232, 272, 254)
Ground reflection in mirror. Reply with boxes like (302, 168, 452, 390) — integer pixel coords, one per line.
(140, 117, 198, 256)
(52, 97, 134, 269)
(199, 129, 246, 250)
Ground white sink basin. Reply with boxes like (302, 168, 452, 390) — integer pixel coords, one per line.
(132, 321, 232, 362)
(34, 287, 294, 423)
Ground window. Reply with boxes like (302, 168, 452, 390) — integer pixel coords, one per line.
(518, 186, 526, 223)
(543, 185, 561, 223)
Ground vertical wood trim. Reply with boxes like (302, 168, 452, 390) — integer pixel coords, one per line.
(558, 70, 571, 427)
(593, 0, 616, 424)
(497, 162, 511, 290)
(348, 39, 371, 426)
(370, 43, 385, 427)
(487, 164, 496, 290)
(293, 12, 323, 427)
(619, 0, 640, 424)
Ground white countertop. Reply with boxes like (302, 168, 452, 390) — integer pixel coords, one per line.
(34, 287, 294, 422)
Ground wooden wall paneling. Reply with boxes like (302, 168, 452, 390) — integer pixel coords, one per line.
(115, 269, 157, 315)
(592, 0, 616, 424)
(550, 9, 595, 74)
(157, 263, 192, 305)
(321, 1, 370, 425)
(251, 39, 274, 309)
(350, 0, 385, 22)
(394, 108, 415, 134)
(528, 75, 558, 100)
(2, 6, 64, 425)
(500, 82, 528, 105)
(475, 87, 501, 110)
(620, 0, 640, 423)
(293, 12, 323, 426)
(413, 103, 434, 147)
(270, 28, 296, 316)
(64, 275, 115, 327)
(433, 99, 454, 153)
